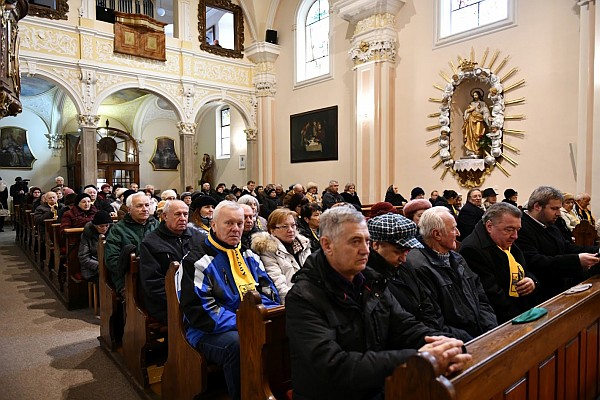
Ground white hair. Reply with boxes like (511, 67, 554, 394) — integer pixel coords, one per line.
(126, 191, 147, 208)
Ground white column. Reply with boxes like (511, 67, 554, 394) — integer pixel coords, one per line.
(246, 42, 280, 185)
(77, 114, 100, 186)
(335, 0, 404, 204)
(177, 121, 196, 190)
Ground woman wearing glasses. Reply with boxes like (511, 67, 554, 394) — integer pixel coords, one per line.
(251, 208, 311, 303)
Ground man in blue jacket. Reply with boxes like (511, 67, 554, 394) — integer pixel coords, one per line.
(177, 201, 279, 400)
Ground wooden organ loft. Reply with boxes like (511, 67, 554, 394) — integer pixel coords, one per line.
(0, 0, 27, 119)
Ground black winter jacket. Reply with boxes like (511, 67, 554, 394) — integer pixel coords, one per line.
(456, 201, 484, 241)
(139, 221, 206, 324)
(286, 251, 446, 400)
(459, 220, 539, 323)
(515, 212, 598, 301)
(406, 243, 497, 340)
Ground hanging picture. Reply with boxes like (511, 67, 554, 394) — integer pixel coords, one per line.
(290, 106, 338, 163)
(0, 127, 36, 169)
(150, 136, 180, 171)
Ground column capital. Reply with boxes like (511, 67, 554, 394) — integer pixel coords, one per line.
(77, 114, 100, 128)
(576, 0, 594, 7)
(247, 42, 280, 98)
(350, 39, 397, 66)
(177, 121, 197, 135)
(244, 128, 257, 142)
(334, 0, 404, 26)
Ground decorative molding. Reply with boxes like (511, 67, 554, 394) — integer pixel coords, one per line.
(192, 59, 251, 86)
(80, 69, 97, 115)
(177, 121, 197, 135)
(45, 132, 65, 149)
(334, 0, 404, 25)
(181, 83, 195, 120)
(19, 25, 78, 56)
(244, 128, 257, 142)
(354, 13, 396, 36)
(78, 114, 100, 128)
(349, 39, 397, 65)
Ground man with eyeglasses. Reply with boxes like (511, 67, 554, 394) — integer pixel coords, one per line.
(459, 203, 539, 323)
(456, 188, 484, 241)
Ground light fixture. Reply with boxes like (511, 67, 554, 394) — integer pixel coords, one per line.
(157, 0, 165, 17)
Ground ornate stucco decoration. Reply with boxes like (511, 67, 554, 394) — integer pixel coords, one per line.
(45, 132, 64, 149)
(350, 39, 397, 65)
(78, 114, 100, 128)
(426, 48, 525, 188)
(80, 69, 97, 115)
(244, 128, 257, 142)
(177, 121, 197, 136)
(181, 83, 195, 120)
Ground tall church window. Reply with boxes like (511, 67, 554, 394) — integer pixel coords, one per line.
(436, 0, 515, 46)
(217, 107, 230, 159)
(295, 0, 332, 87)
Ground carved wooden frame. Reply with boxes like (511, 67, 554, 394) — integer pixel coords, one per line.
(198, 0, 244, 58)
(28, 0, 69, 20)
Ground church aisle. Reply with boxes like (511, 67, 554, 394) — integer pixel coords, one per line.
(0, 230, 142, 400)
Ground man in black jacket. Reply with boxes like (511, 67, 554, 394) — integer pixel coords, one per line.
(286, 207, 470, 400)
(459, 203, 538, 323)
(515, 186, 599, 301)
(139, 199, 205, 324)
(456, 188, 484, 241)
(406, 206, 498, 341)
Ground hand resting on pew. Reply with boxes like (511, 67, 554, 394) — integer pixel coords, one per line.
(419, 336, 472, 376)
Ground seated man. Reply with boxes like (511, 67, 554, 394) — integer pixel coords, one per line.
(105, 191, 159, 295)
(178, 201, 280, 400)
(406, 206, 498, 340)
(239, 203, 260, 249)
(367, 212, 468, 339)
(515, 186, 599, 301)
(286, 207, 470, 400)
(459, 203, 539, 323)
(140, 200, 205, 325)
(456, 188, 484, 241)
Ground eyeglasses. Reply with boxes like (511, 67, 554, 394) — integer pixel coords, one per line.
(275, 224, 297, 231)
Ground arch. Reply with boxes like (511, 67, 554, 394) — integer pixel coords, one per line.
(94, 82, 185, 122)
(18, 63, 84, 115)
(193, 92, 255, 130)
(238, 0, 258, 43)
(266, 0, 281, 30)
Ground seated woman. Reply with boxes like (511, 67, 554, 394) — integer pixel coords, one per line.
(384, 184, 408, 206)
(60, 193, 97, 234)
(78, 210, 113, 283)
(251, 208, 311, 303)
(433, 189, 459, 218)
(297, 202, 322, 252)
(340, 182, 362, 211)
(188, 195, 218, 235)
(305, 182, 322, 205)
(238, 194, 267, 231)
(24, 186, 42, 211)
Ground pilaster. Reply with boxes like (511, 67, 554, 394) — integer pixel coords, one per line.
(177, 121, 196, 190)
(77, 114, 100, 186)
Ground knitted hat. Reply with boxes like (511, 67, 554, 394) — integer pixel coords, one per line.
(74, 193, 91, 205)
(122, 189, 136, 203)
(161, 189, 177, 200)
(482, 188, 498, 198)
(402, 199, 432, 221)
(563, 192, 575, 202)
(62, 187, 75, 196)
(92, 210, 113, 225)
(114, 187, 127, 199)
(369, 202, 398, 218)
(504, 188, 518, 199)
(410, 187, 425, 199)
(191, 195, 218, 212)
(367, 213, 423, 249)
(101, 183, 111, 190)
(156, 200, 167, 212)
(180, 191, 192, 200)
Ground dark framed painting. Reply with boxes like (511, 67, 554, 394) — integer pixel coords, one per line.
(290, 106, 338, 163)
(150, 137, 180, 171)
(0, 127, 36, 169)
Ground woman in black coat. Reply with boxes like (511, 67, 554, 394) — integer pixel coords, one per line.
(340, 183, 362, 211)
(384, 185, 407, 206)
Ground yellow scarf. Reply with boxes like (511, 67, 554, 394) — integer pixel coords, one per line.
(500, 247, 524, 297)
(208, 233, 257, 297)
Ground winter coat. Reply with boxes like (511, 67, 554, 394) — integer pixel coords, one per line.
(459, 220, 540, 323)
(286, 251, 447, 400)
(60, 205, 97, 234)
(177, 233, 280, 348)
(456, 201, 484, 240)
(406, 243, 498, 340)
(321, 190, 344, 210)
(515, 211, 598, 301)
(297, 218, 320, 252)
(78, 221, 112, 281)
(251, 231, 311, 302)
(341, 191, 362, 211)
(105, 213, 159, 292)
(139, 222, 206, 324)
(384, 185, 407, 207)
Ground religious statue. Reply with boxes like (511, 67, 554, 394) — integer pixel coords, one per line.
(462, 88, 490, 158)
(200, 153, 214, 187)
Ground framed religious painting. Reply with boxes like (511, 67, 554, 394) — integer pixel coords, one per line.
(150, 137, 180, 170)
(290, 106, 338, 163)
(0, 126, 36, 169)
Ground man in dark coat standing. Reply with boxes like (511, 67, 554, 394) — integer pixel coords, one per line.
(515, 186, 599, 302)
(460, 203, 539, 323)
(139, 200, 205, 324)
(456, 188, 485, 241)
(286, 207, 471, 400)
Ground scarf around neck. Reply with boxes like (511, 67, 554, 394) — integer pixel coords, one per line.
(208, 231, 257, 297)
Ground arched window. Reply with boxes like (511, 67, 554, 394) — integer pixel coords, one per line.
(436, 0, 515, 47)
(295, 0, 332, 87)
(216, 106, 231, 159)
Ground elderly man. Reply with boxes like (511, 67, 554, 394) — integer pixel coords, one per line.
(54, 176, 65, 190)
(178, 201, 279, 400)
(84, 184, 115, 215)
(140, 200, 205, 324)
(105, 191, 160, 294)
(574, 192, 595, 225)
(459, 203, 539, 323)
(239, 203, 261, 249)
(456, 188, 484, 240)
(406, 206, 497, 341)
(321, 179, 344, 210)
(282, 183, 305, 208)
(515, 186, 599, 301)
(286, 207, 471, 400)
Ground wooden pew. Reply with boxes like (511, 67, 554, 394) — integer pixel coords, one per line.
(385, 275, 600, 400)
(13, 204, 21, 243)
(32, 215, 42, 266)
(43, 218, 57, 270)
(237, 290, 290, 400)
(23, 210, 32, 251)
(122, 253, 167, 387)
(49, 223, 61, 286)
(573, 220, 598, 246)
(98, 234, 122, 351)
(62, 227, 88, 309)
(161, 261, 209, 400)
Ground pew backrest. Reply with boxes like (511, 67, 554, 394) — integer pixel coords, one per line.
(98, 234, 121, 351)
(573, 220, 598, 246)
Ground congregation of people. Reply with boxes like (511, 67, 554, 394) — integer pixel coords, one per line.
(7, 174, 600, 400)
